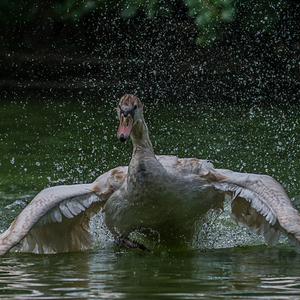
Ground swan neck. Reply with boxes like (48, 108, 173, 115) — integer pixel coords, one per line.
(130, 116, 154, 155)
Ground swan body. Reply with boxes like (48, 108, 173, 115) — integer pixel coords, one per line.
(0, 94, 300, 255)
(105, 155, 222, 244)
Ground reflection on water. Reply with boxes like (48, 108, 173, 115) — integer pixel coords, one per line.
(0, 248, 300, 299)
(0, 93, 300, 298)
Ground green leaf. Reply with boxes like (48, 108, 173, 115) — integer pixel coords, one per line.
(221, 7, 234, 21)
(120, 3, 139, 18)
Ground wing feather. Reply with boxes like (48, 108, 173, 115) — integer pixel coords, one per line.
(0, 166, 128, 255)
(207, 169, 300, 250)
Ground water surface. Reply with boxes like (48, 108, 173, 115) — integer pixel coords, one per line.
(0, 93, 300, 298)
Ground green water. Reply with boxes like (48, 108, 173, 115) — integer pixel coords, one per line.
(0, 93, 300, 298)
(1, 248, 300, 299)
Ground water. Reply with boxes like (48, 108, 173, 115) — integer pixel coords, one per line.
(1, 248, 300, 299)
(0, 92, 300, 298)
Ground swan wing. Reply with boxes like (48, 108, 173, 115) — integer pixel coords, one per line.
(0, 166, 127, 255)
(205, 169, 300, 250)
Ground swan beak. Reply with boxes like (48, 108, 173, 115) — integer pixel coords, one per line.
(117, 114, 134, 142)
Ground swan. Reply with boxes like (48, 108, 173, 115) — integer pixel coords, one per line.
(0, 94, 300, 255)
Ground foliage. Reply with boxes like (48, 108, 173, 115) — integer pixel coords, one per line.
(184, 0, 235, 45)
(0, 0, 293, 45)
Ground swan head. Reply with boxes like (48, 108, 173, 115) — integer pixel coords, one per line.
(116, 94, 143, 143)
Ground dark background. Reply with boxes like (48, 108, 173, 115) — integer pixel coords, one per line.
(1, 0, 300, 104)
